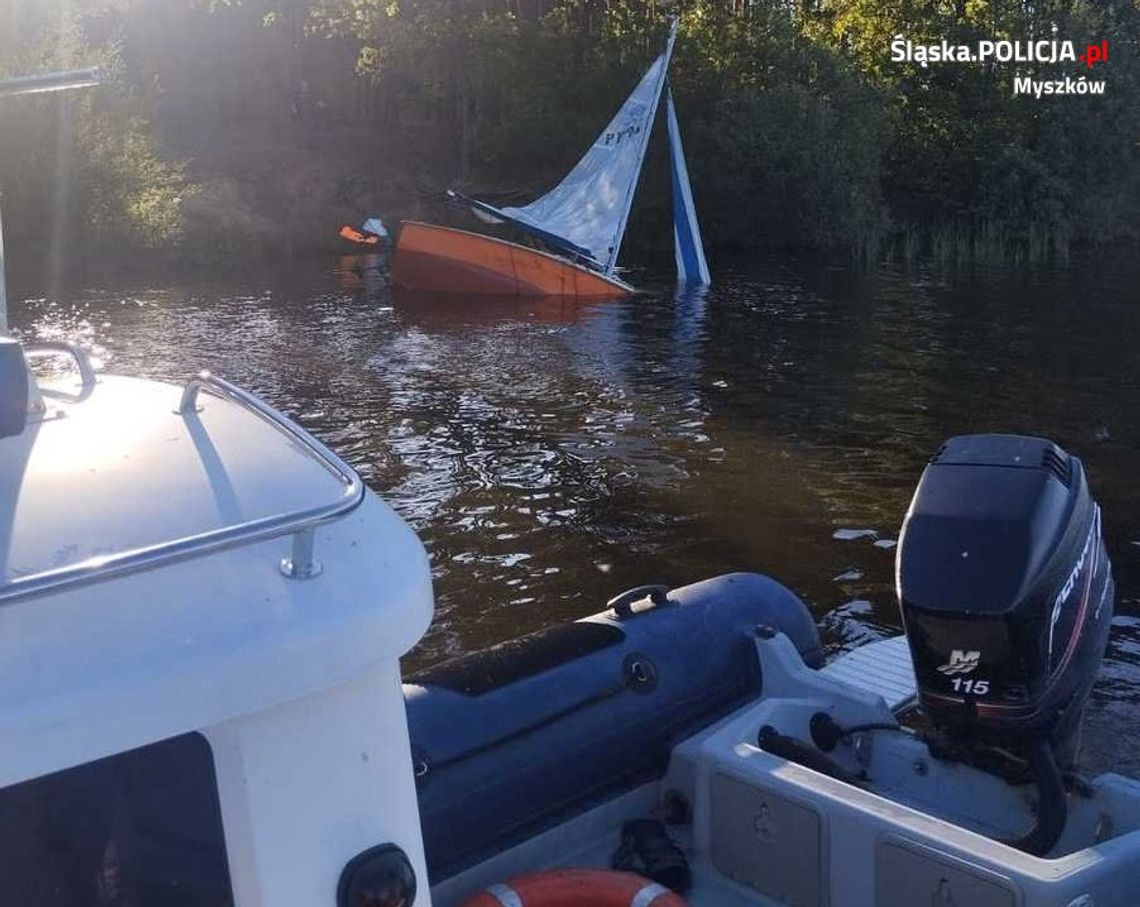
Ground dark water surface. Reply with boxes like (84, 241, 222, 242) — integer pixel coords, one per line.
(11, 252, 1140, 774)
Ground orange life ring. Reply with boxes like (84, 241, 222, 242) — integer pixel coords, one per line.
(462, 869, 687, 907)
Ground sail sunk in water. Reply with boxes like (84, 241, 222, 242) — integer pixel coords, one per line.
(667, 88, 711, 286)
(498, 50, 671, 273)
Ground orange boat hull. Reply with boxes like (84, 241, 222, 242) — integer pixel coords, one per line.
(390, 221, 633, 298)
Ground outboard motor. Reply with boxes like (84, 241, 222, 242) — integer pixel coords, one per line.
(898, 435, 1114, 854)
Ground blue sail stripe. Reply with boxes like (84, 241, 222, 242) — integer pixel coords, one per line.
(666, 88, 711, 285)
(672, 166, 702, 280)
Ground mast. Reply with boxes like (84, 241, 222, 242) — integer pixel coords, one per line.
(0, 67, 102, 335)
(605, 19, 679, 277)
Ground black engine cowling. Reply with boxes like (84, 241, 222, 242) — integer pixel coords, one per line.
(898, 435, 1114, 771)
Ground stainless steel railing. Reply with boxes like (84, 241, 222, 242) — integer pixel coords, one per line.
(23, 341, 98, 400)
(0, 369, 365, 605)
(0, 68, 103, 99)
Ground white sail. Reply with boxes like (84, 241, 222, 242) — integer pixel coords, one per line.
(499, 24, 677, 274)
(666, 88, 711, 285)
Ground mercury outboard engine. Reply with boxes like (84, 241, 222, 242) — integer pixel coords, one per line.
(898, 435, 1114, 855)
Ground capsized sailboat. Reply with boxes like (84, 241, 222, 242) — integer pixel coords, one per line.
(390, 20, 710, 297)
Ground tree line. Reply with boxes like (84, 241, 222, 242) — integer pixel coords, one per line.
(1, 0, 1137, 275)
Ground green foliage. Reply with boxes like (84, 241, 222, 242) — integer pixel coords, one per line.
(304, 0, 1140, 260)
(1, 0, 1138, 265)
(805, 0, 1140, 258)
(694, 82, 887, 255)
(0, 0, 192, 269)
(78, 105, 190, 249)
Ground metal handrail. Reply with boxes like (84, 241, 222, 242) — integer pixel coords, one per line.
(23, 341, 98, 400)
(0, 372, 365, 605)
(0, 67, 103, 99)
(179, 372, 359, 490)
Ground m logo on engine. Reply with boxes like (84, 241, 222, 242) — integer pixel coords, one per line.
(937, 649, 981, 676)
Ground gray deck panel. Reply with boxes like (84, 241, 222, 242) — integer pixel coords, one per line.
(819, 635, 917, 711)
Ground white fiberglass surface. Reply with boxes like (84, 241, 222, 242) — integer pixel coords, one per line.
(0, 374, 347, 585)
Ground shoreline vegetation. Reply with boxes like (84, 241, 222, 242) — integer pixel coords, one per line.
(1, 0, 1138, 286)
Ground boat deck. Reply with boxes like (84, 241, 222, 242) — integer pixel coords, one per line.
(432, 635, 1140, 907)
(434, 637, 920, 907)
(434, 780, 841, 907)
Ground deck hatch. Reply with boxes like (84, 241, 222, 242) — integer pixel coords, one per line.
(710, 773, 827, 907)
(876, 838, 1019, 907)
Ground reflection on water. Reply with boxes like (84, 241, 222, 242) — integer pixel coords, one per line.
(10, 251, 1140, 774)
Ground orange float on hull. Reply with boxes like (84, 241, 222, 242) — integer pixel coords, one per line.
(462, 869, 686, 907)
(390, 222, 633, 299)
